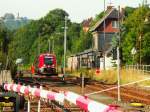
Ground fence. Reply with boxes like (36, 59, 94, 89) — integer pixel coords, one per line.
(125, 65, 150, 74)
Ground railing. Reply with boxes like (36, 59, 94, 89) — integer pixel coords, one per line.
(125, 65, 150, 73)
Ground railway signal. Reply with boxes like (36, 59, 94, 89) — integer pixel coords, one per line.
(96, 68, 100, 74)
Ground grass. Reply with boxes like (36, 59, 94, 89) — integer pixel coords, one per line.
(69, 68, 150, 86)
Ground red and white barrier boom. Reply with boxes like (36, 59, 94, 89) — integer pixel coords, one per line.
(4, 83, 64, 103)
(65, 91, 119, 112)
(4, 83, 120, 112)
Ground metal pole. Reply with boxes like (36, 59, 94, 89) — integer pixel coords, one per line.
(140, 36, 142, 68)
(117, 6, 121, 102)
(52, 37, 54, 53)
(82, 73, 84, 94)
(103, 0, 106, 70)
(28, 86, 31, 112)
(48, 39, 50, 53)
(38, 86, 42, 112)
(27, 100, 30, 112)
(63, 16, 67, 79)
(38, 34, 41, 55)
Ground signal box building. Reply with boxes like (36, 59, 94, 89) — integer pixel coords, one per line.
(68, 6, 121, 70)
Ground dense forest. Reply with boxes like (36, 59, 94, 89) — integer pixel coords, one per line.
(0, 5, 149, 69)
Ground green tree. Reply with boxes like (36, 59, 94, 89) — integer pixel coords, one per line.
(121, 5, 150, 64)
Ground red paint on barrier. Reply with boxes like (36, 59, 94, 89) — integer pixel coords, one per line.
(16, 85, 21, 93)
(105, 104, 120, 112)
(47, 92, 55, 100)
(76, 96, 91, 111)
(34, 89, 41, 97)
(24, 87, 29, 95)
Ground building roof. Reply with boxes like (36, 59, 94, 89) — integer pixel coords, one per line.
(82, 18, 92, 27)
(90, 7, 118, 32)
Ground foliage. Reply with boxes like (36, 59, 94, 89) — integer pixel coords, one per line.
(0, 23, 10, 68)
(124, 7, 136, 17)
(3, 18, 30, 30)
(3, 5, 150, 69)
(8, 9, 92, 66)
(141, 33, 150, 64)
(121, 5, 150, 64)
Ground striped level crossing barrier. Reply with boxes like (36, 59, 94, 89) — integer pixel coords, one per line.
(4, 83, 120, 112)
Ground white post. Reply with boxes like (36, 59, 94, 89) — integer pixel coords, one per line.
(81, 73, 84, 94)
(28, 86, 31, 112)
(63, 16, 67, 80)
(27, 86, 30, 112)
(117, 6, 121, 102)
(117, 47, 121, 101)
(38, 86, 42, 112)
(103, 0, 106, 70)
(27, 99, 30, 112)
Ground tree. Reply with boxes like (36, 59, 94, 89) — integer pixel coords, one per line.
(121, 5, 150, 64)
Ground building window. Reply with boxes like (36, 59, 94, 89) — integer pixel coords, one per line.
(112, 21, 119, 28)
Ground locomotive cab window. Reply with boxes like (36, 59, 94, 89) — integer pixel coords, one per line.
(45, 57, 53, 65)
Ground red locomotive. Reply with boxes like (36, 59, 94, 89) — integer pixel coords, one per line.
(33, 53, 57, 75)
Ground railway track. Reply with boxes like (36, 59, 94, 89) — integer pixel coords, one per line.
(86, 83, 150, 105)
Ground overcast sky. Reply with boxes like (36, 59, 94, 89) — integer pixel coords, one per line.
(0, 0, 149, 23)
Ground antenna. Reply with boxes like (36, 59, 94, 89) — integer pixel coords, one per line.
(108, 0, 113, 6)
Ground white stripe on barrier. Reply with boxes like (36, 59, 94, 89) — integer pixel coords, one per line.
(31, 88, 36, 96)
(88, 101, 108, 112)
(40, 90, 49, 99)
(20, 86, 25, 93)
(55, 93, 64, 103)
(12, 84, 17, 92)
(65, 91, 80, 104)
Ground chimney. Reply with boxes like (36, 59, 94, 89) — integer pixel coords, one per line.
(107, 5, 114, 10)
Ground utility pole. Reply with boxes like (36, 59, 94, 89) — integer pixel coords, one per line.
(52, 36, 54, 53)
(38, 33, 41, 55)
(117, 5, 121, 102)
(63, 16, 68, 78)
(48, 39, 51, 53)
(38, 86, 42, 112)
(103, 0, 106, 70)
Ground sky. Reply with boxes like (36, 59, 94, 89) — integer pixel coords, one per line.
(0, 0, 149, 23)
